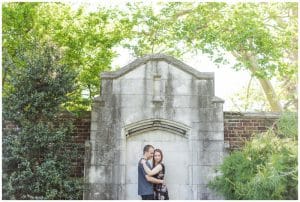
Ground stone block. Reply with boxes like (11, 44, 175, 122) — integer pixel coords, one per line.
(168, 63, 193, 81)
(167, 184, 190, 200)
(190, 140, 203, 153)
(87, 183, 113, 199)
(117, 79, 154, 95)
(198, 166, 218, 184)
(191, 165, 200, 184)
(190, 184, 198, 199)
(199, 151, 224, 166)
(121, 64, 147, 80)
(125, 165, 138, 184)
(112, 165, 126, 184)
(172, 95, 192, 107)
(202, 140, 225, 152)
(172, 107, 192, 126)
(90, 131, 97, 141)
(88, 166, 112, 184)
(90, 122, 98, 131)
(192, 122, 224, 132)
(200, 131, 224, 140)
(94, 147, 115, 165)
(197, 96, 212, 108)
(196, 79, 214, 96)
(91, 110, 98, 121)
(171, 79, 193, 95)
(121, 107, 152, 125)
(125, 183, 139, 199)
(197, 184, 224, 200)
(164, 163, 188, 185)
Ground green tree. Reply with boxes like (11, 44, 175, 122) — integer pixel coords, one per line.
(3, 2, 133, 111)
(3, 2, 297, 112)
(123, 2, 298, 112)
(229, 77, 272, 111)
(209, 112, 298, 199)
(2, 42, 82, 199)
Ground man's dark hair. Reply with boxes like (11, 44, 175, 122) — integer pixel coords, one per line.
(143, 145, 154, 154)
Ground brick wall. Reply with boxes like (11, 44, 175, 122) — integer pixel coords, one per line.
(2, 112, 91, 178)
(224, 112, 281, 150)
(69, 112, 91, 177)
(3, 111, 281, 177)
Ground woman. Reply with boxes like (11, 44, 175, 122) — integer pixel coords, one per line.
(141, 149, 169, 200)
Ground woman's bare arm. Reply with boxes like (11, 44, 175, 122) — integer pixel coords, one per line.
(145, 175, 163, 184)
(142, 161, 162, 176)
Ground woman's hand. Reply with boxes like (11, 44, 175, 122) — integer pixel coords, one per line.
(141, 159, 146, 164)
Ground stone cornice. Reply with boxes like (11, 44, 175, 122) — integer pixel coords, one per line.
(101, 54, 214, 80)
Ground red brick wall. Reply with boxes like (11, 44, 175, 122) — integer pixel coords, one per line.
(2, 112, 91, 178)
(3, 111, 281, 177)
(224, 112, 280, 150)
(70, 113, 91, 177)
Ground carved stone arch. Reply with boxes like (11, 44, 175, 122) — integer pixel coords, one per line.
(124, 118, 190, 139)
(123, 119, 192, 199)
(84, 54, 226, 200)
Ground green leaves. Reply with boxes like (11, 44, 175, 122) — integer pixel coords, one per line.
(3, 2, 297, 111)
(3, 2, 133, 111)
(123, 2, 297, 111)
(209, 112, 298, 199)
(276, 112, 298, 139)
(2, 42, 83, 199)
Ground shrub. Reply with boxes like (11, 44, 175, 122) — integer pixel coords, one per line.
(209, 112, 298, 200)
(2, 42, 83, 199)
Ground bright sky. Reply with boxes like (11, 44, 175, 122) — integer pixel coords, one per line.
(69, 1, 254, 111)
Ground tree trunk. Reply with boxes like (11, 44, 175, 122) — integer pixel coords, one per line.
(232, 51, 283, 112)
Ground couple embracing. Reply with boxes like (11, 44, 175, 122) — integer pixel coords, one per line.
(138, 145, 169, 200)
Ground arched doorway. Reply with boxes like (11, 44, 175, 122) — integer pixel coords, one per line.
(124, 119, 191, 200)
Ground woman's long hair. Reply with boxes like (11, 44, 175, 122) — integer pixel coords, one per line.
(153, 149, 163, 166)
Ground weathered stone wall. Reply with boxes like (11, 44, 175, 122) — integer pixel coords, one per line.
(85, 54, 226, 200)
(2, 111, 280, 178)
(3, 111, 281, 200)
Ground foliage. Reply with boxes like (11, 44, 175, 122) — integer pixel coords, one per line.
(124, 2, 298, 111)
(209, 112, 298, 200)
(3, 2, 297, 112)
(2, 2, 133, 111)
(2, 42, 83, 199)
(276, 112, 297, 139)
(228, 78, 272, 112)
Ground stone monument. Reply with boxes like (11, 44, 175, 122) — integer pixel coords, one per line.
(84, 54, 226, 199)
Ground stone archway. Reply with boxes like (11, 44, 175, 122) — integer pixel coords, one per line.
(84, 54, 226, 200)
(123, 119, 191, 200)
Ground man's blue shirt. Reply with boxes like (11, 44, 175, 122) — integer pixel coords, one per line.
(138, 159, 153, 196)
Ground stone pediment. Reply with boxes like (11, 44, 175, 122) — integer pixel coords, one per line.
(86, 54, 226, 200)
(101, 54, 214, 80)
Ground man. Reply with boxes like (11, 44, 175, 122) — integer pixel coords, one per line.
(138, 145, 164, 200)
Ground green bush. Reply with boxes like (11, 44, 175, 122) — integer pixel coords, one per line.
(276, 112, 297, 139)
(209, 112, 298, 200)
(2, 42, 83, 199)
